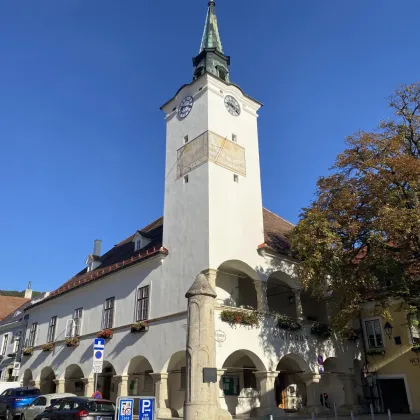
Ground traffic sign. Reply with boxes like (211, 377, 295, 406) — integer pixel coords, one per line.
(317, 355, 324, 365)
(118, 398, 134, 420)
(12, 362, 21, 378)
(93, 391, 102, 399)
(93, 338, 105, 373)
(139, 398, 154, 420)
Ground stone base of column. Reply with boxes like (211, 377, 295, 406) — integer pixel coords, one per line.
(255, 406, 285, 418)
(156, 407, 175, 419)
(338, 404, 364, 414)
(300, 405, 330, 415)
(184, 402, 220, 420)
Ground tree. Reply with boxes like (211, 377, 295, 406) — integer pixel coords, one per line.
(290, 83, 420, 330)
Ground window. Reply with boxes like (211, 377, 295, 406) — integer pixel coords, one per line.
(103, 298, 115, 329)
(13, 335, 20, 353)
(180, 367, 186, 390)
(184, 175, 189, 184)
(218, 68, 227, 81)
(223, 376, 240, 396)
(233, 174, 239, 183)
(136, 286, 149, 321)
(135, 240, 141, 251)
(28, 323, 38, 347)
(73, 308, 83, 336)
(243, 367, 257, 389)
(1, 335, 9, 356)
(34, 397, 47, 406)
(365, 319, 384, 348)
(232, 134, 237, 142)
(184, 135, 189, 144)
(47, 316, 57, 343)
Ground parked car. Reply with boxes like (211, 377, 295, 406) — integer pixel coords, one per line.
(0, 388, 41, 420)
(21, 394, 75, 420)
(34, 397, 115, 420)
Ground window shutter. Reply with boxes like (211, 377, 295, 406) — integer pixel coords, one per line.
(65, 319, 74, 338)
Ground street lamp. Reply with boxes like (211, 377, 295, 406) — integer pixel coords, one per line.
(384, 322, 393, 338)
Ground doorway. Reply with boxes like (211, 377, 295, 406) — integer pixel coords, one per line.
(379, 378, 410, 413)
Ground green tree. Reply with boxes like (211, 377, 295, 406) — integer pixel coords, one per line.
(290, 83, 420, 330)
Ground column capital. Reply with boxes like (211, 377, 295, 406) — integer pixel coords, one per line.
(81, 377, 95, 385)
(254, 371, 279, 380)
(299, 373, 321, 385)
(53, 379, 66, 385)
(150, 372, 169, 382)
(113, 375, 129, 383)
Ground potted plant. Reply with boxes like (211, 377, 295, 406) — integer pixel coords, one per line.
(411, 344, 420, 353)
(64, 336, 80, 347)
(277, 314, 302, 331)
(310, 322, 333, 339)
(366, 348, 385, 356)
(97, 329, 113, 339)
(220, 309, 260, 327)
(41, 342, 55, 352)
(22, 347, 33, 356)
(130, 321, 149, 333)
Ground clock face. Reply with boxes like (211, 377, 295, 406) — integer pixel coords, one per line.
(178, 96, 194, 119)
(224, 95, 241, 117)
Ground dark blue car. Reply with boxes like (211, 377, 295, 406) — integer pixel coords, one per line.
(0, 388, 40, 420)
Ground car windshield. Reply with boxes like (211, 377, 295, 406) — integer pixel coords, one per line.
(15, 390, 40, 397)
(87, 402, 115, 412)
(1, 390, 12, 396)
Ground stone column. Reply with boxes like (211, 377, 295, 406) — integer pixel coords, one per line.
(299, 373, 327, 414)
(216, 369, 226, 403)
(115, 375, 129, 398)
(254, 280, 269, 312)
(254, 371, 284, 417)
(294, 288, 303, 320)
(185, 274, 231, 420)
(53, 379, 66, 393)
(33, 380, 41, 390)
(150, 373, 172, 419)
(83, 378, 95, 397)
(339, 374, 362, 413)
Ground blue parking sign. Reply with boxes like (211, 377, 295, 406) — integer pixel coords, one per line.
(118, 398, 134, 420)
(139, 398, 154, 420)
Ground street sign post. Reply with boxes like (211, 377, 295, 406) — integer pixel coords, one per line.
(93, 338, 105, 392)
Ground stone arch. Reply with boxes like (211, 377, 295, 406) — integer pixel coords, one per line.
(97, 361, 117, 401)
(125, 356, 154, 397)
(353, 359, 364, 403)
(276, 354, 309, 411)
(215, 260, 260, 309)
(323, 357, 345, 374)
(22, 369, 33, 387)
(266, 271, 298, 318)
(40, 366, 56, 394)
(221, 350, 265, 416)
(64, 364, 85, 396)
(320, 357, 346, 408)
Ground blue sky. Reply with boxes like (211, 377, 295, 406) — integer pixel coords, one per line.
(0, 0, 419, 293)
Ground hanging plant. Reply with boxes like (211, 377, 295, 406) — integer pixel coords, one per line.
(310, 322, 333, 339)
(41, 342, 55, 352)
(22, 347, 33, 356)
(220, 309, 260, 327)
(130, 321, 149, 333)
(97, 329, 113, 339)
(64, 336, 80, 347)
(366, 348, 385, 356)
(277, 314, 302, 331)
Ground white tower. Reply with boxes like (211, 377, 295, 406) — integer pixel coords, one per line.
(161, 0, 264, 294)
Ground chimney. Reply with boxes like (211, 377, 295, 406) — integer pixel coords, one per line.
(93, 239, 102, 257)
(24, 281, 32, 299)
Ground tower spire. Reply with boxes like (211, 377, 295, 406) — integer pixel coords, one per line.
(199, 1, 224, 53)
(192, 1, 231, 82)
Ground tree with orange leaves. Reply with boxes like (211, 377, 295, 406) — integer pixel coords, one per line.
(290, 83, 420, 330)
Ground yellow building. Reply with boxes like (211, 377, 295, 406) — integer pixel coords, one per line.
(361, 301, 420, 413)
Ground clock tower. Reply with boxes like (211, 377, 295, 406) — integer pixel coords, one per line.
(161, 0, 264, 292)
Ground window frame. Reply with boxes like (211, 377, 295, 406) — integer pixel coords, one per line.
(28, 323, 38, 347)
(13, 335, 20, 353)
(102, 297, 115, 329)
(73, 308, 83, 337)
(47, 316, 57, 343)
(1, 334, 9, 356)
(135, 286, 149, 322)
(364, 317, 385, 349)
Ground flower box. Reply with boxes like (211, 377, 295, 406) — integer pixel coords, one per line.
(366, 348, 385, 356)
(130, 321, 149, 333)
(22, 347, 33, 356)
(310, 322, 333, 339)
(64, 336, 80, 347)
(220, 309, 260, 327)
(277, 315, 302, 331)
(411, 345, 420, 353)
(97, 329, 113, 339)
(41, 342, 55, 352)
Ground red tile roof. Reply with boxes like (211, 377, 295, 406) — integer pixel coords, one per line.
(27, 210, 294, 309)
(0, 296, 30, 320)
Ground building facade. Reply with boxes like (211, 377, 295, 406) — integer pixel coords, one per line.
(19, 1, 363, 417)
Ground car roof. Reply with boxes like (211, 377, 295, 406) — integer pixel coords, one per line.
(10, 387, 39, 391)
(43, 393, 75, 398)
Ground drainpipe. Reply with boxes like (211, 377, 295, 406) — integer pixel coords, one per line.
(15, 314, 29, 383)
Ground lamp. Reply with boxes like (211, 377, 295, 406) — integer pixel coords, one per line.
(384, 322, 393, 338)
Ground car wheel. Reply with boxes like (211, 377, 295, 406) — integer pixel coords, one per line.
(21, 414, 25, 420)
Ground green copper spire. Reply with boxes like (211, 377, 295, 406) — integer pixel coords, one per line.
(199, 0, 224, 53)
(192, 1, 231, 82)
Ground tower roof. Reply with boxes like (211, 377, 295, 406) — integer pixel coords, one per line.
(199, 1, 224, 53)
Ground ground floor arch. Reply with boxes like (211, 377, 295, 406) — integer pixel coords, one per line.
(22, 369, 32, 387)
(40, 366, 56, 394)
(220, 350, 265, 416)
(64, 364, 85, 396)
(163, 351, 186, 418)
(126, 356, 154, 397)
(276, 354, 309, 411)
(319, 357, 346, 408)
(97, 361, 116, 401)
